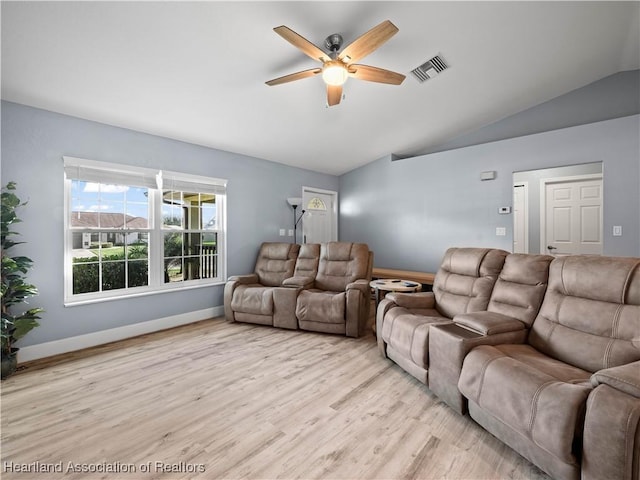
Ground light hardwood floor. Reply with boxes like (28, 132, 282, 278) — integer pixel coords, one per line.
(1, 317, 551, 480)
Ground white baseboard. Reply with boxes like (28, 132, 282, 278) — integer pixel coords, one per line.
(17, 306, 224, 363)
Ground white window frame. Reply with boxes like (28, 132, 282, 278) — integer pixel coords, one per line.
(63, 156, 227, 306)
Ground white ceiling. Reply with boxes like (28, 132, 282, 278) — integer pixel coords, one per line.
(2, 1, 639, 175)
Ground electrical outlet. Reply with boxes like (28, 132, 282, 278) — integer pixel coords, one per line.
(288, 229, 294, 237)
(496, 227, 506, 236)
(279, 229, 285, 236)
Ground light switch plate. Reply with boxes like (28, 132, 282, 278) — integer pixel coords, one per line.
(279, 229, 285, 236)
(613, 225, 622, 236)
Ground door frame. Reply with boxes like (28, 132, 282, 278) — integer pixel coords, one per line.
(539, 173, 603, 255)
(513, 181, 529, 254)
(301, 186, 338, 243)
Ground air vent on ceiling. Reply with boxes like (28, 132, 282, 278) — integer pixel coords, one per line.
(411, 55, 448, 83)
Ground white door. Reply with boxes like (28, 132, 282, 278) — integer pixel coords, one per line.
(543, 177, 603, 255)
(513, 183, 528, 253)
(301, 188, 337, 243)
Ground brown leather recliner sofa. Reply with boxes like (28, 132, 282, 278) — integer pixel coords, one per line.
(458, 254, 640, 480)
(376, 247, 510, 384)
(225, 241, 373, 337)
(377, 249, 640, 480)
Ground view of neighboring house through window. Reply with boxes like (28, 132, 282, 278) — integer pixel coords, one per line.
(70, 181, 150, 294)
(64, 157, 226, 304)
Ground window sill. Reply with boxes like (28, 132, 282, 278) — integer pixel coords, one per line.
(64, 280, 226, 307)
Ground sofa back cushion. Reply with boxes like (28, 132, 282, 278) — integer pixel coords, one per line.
(433, 248, 508, 319)
(254, 242, 300, 287)
(293, 243, 321, 279)
(487, 253, 554, 326)
(529, 255, 640, 372)
(314, 242, 371, 292)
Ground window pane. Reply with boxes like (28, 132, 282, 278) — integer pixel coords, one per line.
(71, 181, 99, 227)
(71, 232, 97, 260)
(164, 258, 183, 283)
(128, 260, 149, 288)
(162, 190, 183, 228)
(164, 232, 183, 257)
(201, 232, 217, 278)
(126, 233, 149, 259)
(182, 192, 199, 229)
(125, 186, 149, 228)
(102, 261, 125, 291)
(73, 262, 99, 294)
(164, 231, 183, 284)
(202, 195, 216, 230)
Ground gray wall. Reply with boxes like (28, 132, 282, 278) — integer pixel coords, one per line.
(340, 114, 640, 273)
(409, 70, 640, 157)
(1, 101, 338, 346)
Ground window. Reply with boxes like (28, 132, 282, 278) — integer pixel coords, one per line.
(64, 157, 226, 305)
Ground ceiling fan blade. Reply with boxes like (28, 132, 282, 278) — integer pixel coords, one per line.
(349, 64, 406, 85)
(273, 26, 331, 63)
(339, 20, 399, 63)
(327, 84, 342, 106)
(266, 68, 322, 86)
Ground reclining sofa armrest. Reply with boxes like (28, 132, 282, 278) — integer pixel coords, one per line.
(345, 280, 370, 338)
(376, 298, 397, 356)
(282, 276, 315, 289)
(454, 311, 526, 336)
(385, 291, 435, 309)
(224, 274, 259, 322)
(227, 273, 259, 284)
(582, 379, 640, 480)
(590, 360, 640, 398)
(346, 279, 369, 294)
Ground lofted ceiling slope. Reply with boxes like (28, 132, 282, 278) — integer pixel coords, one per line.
(2, 1, 639, 175)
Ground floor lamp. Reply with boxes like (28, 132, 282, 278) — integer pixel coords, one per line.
(287, 197, 305, 244)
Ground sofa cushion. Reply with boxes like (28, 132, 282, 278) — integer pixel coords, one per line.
(230, 284, 274, 315)
(529, 255, 640, 372)
(459, 344, 592, 464)
(487, 253, 553, 326)
(254, 242, 300, 287)
(296, 290, 346, 324)
(314, 242, 370, 292)
(381, 307, 450, 369)
(292, 243, 321, 279)
(433, 248, 507, 318)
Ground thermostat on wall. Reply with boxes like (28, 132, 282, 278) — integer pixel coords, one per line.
(480, 171, 496, 181)
(498, 206, 511, 214)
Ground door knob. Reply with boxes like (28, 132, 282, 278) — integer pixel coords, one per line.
(547, 245, 557, 250)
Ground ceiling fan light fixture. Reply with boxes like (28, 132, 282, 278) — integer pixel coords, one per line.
(322, 61, 348, 86)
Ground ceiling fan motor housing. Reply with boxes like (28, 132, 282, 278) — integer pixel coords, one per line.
(324, 34, 343, 54)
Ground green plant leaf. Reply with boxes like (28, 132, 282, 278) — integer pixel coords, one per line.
(1, 181, 44, 354)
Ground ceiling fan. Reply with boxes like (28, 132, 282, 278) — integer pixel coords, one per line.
(265, 20, 406, 107)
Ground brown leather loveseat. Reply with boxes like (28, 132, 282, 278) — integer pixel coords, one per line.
(225, 241, 373, 338)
